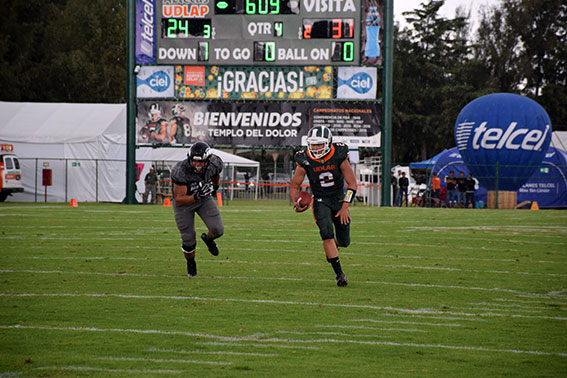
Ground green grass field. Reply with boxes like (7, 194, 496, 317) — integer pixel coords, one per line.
(0, 201, 566, 377)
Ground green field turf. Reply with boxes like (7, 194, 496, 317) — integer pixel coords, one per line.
(0, 201, 566, 377)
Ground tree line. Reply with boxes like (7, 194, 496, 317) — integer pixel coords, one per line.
(0, 0, 565, 162)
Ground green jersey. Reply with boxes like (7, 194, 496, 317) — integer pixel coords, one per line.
(294, 142, 350, 198)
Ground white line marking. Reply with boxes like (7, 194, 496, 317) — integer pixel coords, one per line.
(6, 292, 565, 321)
(147, 347, 278, 357)
(276, 331, 392, 338)
(7, 250, 562, 266)
(348, 319, 461, 327)
(98, 356, 232, 366)
(493, 298, 567, 306)
(195, 341, 320, 350)
(6, 325, 565, 357)
(34, 366, 182, 374)
(471, 302, 566, 310)
(2, 269, 565, 299)
(314, 324, 427, 333)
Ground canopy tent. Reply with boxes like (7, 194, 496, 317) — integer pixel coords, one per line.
(0, 101, 259, 203)
(413, 146, 567, 208)
(409, 149, 447, 169)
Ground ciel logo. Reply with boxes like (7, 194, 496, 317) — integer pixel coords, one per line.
(456, 121, 550, 152)
(338, 72, 373, 94)
(138, 71, 171, 93)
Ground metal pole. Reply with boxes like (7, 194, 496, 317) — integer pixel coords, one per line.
(34, 158, 38, 202)
(380, 0, 394, 206)
(124, 0, 137, 204)
(96, 159, 99, 203)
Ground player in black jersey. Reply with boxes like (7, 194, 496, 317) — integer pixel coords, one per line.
(169, 104, 192, 145)
(171, 142, 224, 277)
(290, 126, 358, 287)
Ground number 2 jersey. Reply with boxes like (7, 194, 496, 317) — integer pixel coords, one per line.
(294, 143, 349, 199)
(171, 154, 223, 197)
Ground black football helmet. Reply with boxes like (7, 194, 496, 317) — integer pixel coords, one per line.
(187, 141, 211, 173)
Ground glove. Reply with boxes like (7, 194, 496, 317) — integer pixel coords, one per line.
(194, 182, 213, 201)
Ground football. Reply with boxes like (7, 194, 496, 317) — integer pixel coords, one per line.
(295, 191, 312, 210)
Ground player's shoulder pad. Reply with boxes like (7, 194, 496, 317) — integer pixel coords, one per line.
(294, 149, 308, 165)
(208, 154, 223, 174)
(334, 142, 349, 162)
(170, 160, 186, 184)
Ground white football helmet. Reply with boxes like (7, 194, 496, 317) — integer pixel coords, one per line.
(148, 103, 161, 118)
(172, 104, 185, 117)
(306, 126, 333, 159)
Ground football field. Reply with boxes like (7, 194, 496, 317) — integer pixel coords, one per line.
(0, 201, 566, 377)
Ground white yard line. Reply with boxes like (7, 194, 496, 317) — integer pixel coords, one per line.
(195, 341, 320, 350)
(98, 356, 232, 366)
(348, 319, 461, 327)
(3, 325, 565, 358)
(34, 366, 182, 374)
(275, 331, 392, 338)
(314, 324, 427, 333)
(1, 292, 566, 321)
(1, 269, 566, 300)
(6, 248, 561, 265)
(147, 347, 278, 357)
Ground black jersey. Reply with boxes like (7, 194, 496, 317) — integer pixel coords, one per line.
(294, 143, 349, 198)
(170, 116, 191, 144)
(171, 155, 223, 196)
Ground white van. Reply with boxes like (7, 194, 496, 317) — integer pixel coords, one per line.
(0, 144, 24, 201)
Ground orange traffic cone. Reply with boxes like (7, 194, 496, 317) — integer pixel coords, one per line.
(530, 201, 539, 210)
(163, 197, 171, 207)
(216, 192, 223, 207)
(69, 198, 78, 207)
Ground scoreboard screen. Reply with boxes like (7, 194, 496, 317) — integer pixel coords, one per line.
(149, 0, 382, 66)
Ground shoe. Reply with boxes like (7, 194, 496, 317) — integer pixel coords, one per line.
(336, 273, 348, 287)
(201, 233, 219, 256)
(187, 259, 197, 277)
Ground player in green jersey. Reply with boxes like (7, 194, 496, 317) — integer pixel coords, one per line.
(290, 126, 358, 287)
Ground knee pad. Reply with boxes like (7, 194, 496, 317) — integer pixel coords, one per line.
(210, 226, 224, 239)
(181, 243, 196, 254)
(336, 237, 350, 248)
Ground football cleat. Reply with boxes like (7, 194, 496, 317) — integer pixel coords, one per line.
(201, 233, 219, 256)
(187, 259, 197, 277)
(336, 273, 348, 287)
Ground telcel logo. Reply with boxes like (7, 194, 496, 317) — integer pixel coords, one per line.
(471, 122, 550, 151)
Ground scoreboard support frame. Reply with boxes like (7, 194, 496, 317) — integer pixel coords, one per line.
(124, 0, 394, 207)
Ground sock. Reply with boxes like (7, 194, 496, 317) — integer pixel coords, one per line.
(327, 257, 343, 276)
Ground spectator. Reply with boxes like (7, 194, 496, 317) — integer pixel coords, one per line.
(464, 173, 476, 208)
(431, 172, 441, 203)
(398, 171, 409, 207)
(143, 167, 157, 204)
(445, 171, 457, 208)
(456, 171, 467, 208)
(391, 171, 398, 207)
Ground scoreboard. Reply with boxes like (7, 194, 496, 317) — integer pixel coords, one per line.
(150, 0, 381, 66)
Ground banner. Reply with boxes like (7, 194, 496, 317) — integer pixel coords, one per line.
(136, 0, 156, 64)
(175, 66, 333, 100)
(337, 67, 377, 99)
(137, 66, 174, 98)
(361, 0, 384, 66)
(136, 101, 381, 147)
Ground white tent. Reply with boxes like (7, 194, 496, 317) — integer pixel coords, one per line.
(0, 102, 259, 203)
